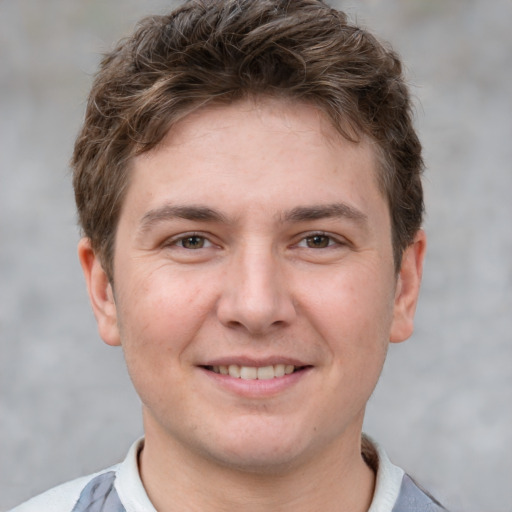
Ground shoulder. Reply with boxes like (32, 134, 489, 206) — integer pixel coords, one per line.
(393, 474, 447, 512)
(8, 439, 151, 512)
(7, 467, 119, 512)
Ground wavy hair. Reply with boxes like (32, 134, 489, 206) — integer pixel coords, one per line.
(72, 0, 424, 279)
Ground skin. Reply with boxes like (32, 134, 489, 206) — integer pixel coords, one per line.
(79, 98, 425, 512)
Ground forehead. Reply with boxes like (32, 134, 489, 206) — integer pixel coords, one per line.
(160, 97, 371, 160)
(122, 98, 387, 227)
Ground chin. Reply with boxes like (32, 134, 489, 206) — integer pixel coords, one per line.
(199, 420, 317, 475)
(207, 444, 306, 476)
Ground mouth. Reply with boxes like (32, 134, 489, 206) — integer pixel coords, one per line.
(202, 364, 310, 380)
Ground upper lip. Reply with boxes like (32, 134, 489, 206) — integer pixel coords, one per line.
(200, 356, 310, 368)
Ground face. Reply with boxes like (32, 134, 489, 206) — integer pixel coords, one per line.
(80, 98, 424, 474)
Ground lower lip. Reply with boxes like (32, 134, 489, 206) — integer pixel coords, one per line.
(199, 367, 312, 398)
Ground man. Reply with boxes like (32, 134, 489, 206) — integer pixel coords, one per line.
(11, 0, 445, 510)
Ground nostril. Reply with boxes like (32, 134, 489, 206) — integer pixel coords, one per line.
(226, 320, 244, 329)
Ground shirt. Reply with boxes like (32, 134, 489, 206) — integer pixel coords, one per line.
(9, 437, 445, 512)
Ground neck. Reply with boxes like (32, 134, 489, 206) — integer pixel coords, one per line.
(139, 422, 375, 512)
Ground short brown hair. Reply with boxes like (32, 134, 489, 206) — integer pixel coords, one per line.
(73, 0, 424, 280)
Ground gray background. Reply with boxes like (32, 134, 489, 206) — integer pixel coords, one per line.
(1, 0, 511, 511)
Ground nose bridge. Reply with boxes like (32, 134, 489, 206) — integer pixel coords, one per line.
(217, 238, 295, 333)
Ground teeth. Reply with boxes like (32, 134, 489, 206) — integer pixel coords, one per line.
(228, 365, 240, 378)
(212, 364, 298, 380)
(274, 364, 285, 377)
(257, 366, 274, 380)
(240, 366, 258, 379)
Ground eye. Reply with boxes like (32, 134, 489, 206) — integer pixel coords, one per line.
(298, 233, 337, 249)
(174, 234, 212, 249)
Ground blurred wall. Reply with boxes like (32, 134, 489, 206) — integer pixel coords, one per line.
(1, 1, 511, 510)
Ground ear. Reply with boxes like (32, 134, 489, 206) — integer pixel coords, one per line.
(78, 238, 121, 346)
(389, 229, 427, 343)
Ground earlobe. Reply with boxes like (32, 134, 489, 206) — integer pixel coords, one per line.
(389, 229, 427, 344)
(78, 238, 121, 346)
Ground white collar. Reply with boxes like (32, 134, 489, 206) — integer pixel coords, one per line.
(115, 438, 156, 512)
(365, 435, 405, 512)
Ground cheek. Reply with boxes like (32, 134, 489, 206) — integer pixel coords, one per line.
(114, 272, 213, 414)
(301, 262, 396, 356)
(115, 267, 214, 364)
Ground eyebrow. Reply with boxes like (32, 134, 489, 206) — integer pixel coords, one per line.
(137, 201, 368, 236)
(282, 203, 368, 225)
(138, 204, 228, 235)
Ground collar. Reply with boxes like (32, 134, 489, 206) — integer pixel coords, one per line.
(114, 436, 405, 512)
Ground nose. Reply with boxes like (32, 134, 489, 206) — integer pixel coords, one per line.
(216, 242, 297, 335)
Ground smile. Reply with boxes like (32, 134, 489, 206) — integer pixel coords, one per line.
(205, 364, 302, 380)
